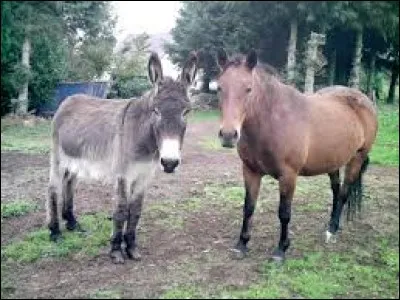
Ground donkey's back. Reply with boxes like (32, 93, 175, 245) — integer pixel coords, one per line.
(52, 94, 129, 182)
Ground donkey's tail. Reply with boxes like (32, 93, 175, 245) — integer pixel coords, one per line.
(346, 155, 370, 221)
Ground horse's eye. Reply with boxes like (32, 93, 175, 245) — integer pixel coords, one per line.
(246, 87, 252, 93)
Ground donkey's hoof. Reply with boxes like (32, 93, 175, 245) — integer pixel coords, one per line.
(66, 221, 86, 232)
(325, 230, 337, 244)
(126, 248, 142, 261)
(110, 250, 125, 264)
(49, 232, 63, 243)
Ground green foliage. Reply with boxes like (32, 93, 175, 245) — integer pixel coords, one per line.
(370, 105, 399, 166)
(1, 117, 51, 154)
(1, 199, 39, 219)
(1, 213, 112, 263)
(107, 33, 152, 98)
(1, 1, 116, 116)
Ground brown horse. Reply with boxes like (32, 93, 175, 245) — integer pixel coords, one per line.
(215, 48, 378, 262)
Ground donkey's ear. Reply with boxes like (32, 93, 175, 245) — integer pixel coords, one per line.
(148, 52, 163, 84)
(217, 48, 228, 70)
(246, 49, 257, 70)
(181, 51, 198, 86)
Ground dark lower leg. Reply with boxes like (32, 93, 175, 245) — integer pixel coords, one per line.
(328, 170, 341, 220)
(124, 191, 144, 260)
(61, 172, 80, 231)
(328, 183, 349, 233)
(272, 172, 296, 261)
(235, 164, 261, 254)
(47, 185, 61, 241)
(110, 177, 128, 263)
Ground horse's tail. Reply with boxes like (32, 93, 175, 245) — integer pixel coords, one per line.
(346, 155, 370, 221)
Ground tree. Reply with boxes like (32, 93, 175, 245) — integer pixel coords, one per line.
(107, 33, 151, 99)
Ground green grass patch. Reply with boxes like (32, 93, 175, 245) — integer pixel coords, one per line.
(370, 105, 399, 166)
(188, 110, 220, 123)
(89, 288, 122, 299)
(199, 136, 236, 153)
(1, 199, 39, 219)
(160, 242, 399, 299)
(1, 117, 51, 154)
(204, 184, 244, 207)
(1, 213, 111, 263)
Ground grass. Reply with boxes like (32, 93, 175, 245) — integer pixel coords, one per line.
(1, 117, 51, 154)
(160, 238, 399, 299)
(188, 110, 219, 123)
(89, 288, 122, 299)
(1, 199, 39, 219)
(1, 212, 112, 263)
(369, 105, 399, 166)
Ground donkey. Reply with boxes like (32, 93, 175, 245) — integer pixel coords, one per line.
(215, 48, 378, 262)
(46, 51, 198, 264)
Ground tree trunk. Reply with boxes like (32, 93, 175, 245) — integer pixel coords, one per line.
(304, 32, 326, 94)
(16, 37, 31, 115)
(201, 74, 210, 93)
(349, 28, 363, 89)
(328, 49, 336, 86)
(366, 53, 376, 96)
(387, 63, 399, 104)
(286, 18, 298, 85)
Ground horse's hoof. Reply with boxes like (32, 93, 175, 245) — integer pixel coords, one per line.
(325, 230, 337, 244)
(270, 249, 285, 264)
(126, 248, 142, 261)
(110, 250, 125, 264)
(229, 243, 248, 260)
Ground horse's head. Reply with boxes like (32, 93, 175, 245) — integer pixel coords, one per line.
(148, 51, 198, 173)
(216, 48, 258, 148)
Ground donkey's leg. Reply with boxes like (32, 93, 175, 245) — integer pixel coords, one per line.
(271, 169, 297, 262)
(61, 170, 83, 231)
(110, 177, 129, 264)
(124, 181, 144, 261)
(232, 163, 262, 259)
(326, 152, 368, 242)
(47, 154, 62, 242)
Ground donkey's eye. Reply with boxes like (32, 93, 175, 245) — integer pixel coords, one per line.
(153, 108, 160, 116)
(246, 87, 252, 93)
(182, 109, 190, 117)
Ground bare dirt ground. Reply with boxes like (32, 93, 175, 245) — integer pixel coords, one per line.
(1, 119, 399, 299)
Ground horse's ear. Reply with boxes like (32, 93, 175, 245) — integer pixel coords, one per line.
(246, 49, 257, 70)
(181, 51, 198, 86)
(148, 52, 163, 84)
(217, 48, 228, 70)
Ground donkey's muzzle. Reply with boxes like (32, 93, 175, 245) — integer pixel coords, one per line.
(161, 158, 180, 173)
(218, 129, 238, 148)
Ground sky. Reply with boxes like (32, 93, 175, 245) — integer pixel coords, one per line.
(112, 1, 182, 43)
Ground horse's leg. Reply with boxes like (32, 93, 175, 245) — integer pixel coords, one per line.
(232, 163, 261, 259)
(47, 153, 62, 242)
(110, 177, 129, 264)
(124, 181, 144, 261)
(326, 152, 369, 242)
(271, 169, 297, 262)
(61, 171, 84, 232)
(328, 169, 341, 222)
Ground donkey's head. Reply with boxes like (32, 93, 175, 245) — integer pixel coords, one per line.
(148, 51, 198, 173)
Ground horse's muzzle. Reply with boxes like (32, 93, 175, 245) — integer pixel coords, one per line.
(161, 158, 180, 173)
(218, 129, 238, 148)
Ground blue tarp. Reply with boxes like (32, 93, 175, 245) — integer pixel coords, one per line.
(36, 81, 110, 117)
